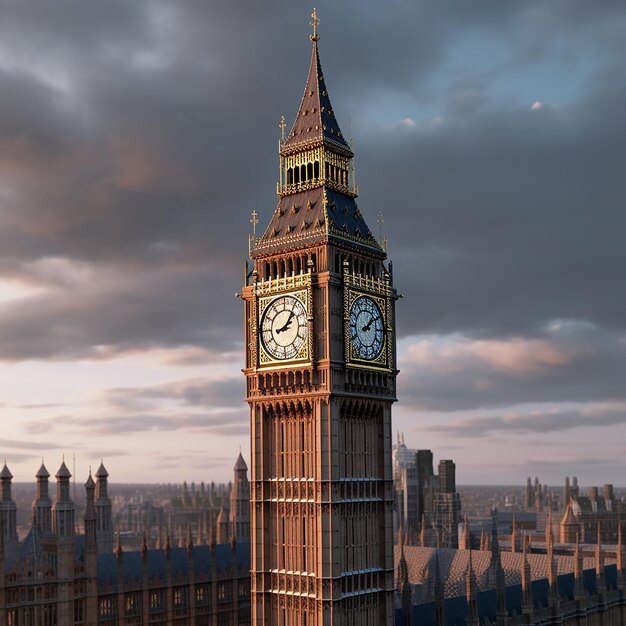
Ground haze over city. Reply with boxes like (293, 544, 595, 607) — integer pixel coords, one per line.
(1, 1, 625, 484)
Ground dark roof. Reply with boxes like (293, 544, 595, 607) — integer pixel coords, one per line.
(95, 461, 109, 478)
(0, 463, 12, 479)
(36, 462, 50, 479)
(97, 542, 250, 589)
(234, 452, 248, 472)
(281, 41, 351, 156)
(394, 565, 620, 626)
(56, 461, 71, 479)
(254, 187, 383, 257)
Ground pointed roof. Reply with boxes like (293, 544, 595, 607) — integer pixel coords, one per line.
(56, 461, 71, 479)
(282, 41, 352, 156)
(254, 187, 383, 256)
(36, 462, 50, 479)
(85, 473, 96, 490)
(560, 502, 578, 526)
(0, 463, 13, 479)
(95, 461, 109, 478)
(234, 452, 248, 472)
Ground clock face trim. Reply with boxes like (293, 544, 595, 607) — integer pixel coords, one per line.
(349, 295, 384, 360)
(345, 289, 389, 369)
(259, 290, 309, 364)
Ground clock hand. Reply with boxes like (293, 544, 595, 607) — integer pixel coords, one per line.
(361, 316, 377, 332)
(275, 310, 295, 334)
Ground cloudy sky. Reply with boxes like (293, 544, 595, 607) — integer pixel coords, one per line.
(1, 1, 625, 485)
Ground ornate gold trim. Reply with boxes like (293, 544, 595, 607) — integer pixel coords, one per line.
(257, 287, 311, 368)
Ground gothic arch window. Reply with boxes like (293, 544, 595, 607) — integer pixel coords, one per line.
(294, 167, 300, 184)
(314, 161, 320, 179)
(301, 164, 306, 182)
(287, 168, 293, 185)
(307, 162, 313, 180)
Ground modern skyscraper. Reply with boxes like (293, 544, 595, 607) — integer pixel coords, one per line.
(242, 10, 398, 625)
(433, 460, 461, 548)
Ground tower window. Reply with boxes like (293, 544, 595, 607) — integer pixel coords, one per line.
(287, 168, 293, 185)
(314, 161, 320, 179)
(301, 164, 306, 182)
(307, 162, 313, 180)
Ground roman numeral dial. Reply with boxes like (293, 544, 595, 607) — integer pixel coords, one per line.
(260, 294, 308, 361)
(349, 295, 385, 361)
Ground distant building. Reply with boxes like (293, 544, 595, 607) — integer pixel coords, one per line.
(392, 440, 462, 549)
(433, 460, 461, 549)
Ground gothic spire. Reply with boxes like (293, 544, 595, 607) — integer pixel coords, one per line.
(253, 14, 383, 258)
(466, 550, 479, 626)
(281, 20, 352, 156)
(595, 522, 604, 582)
(521, 535, 533, 610)
(574, 533, 585, 599)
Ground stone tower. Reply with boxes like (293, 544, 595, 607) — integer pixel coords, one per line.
(0, 463, 18, 555)
(52, 460, 75, 624)
(242, 11, 397, 626)
(230, 452, 250, 542)
(95, 461, 114, 554)
(32, 461, 52, 533)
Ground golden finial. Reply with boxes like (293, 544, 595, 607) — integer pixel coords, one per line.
(310, 8, 320, 42)
(279, 115, 286, 143)
(249, 210, 259, 257)
(250, 210, 258, 237)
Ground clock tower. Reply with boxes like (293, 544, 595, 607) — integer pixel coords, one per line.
(242, 12, 397, 626)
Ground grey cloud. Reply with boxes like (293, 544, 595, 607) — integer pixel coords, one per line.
(399, 326, 626, 412)
(0, 0, 625, 437)
(417, 407, 626, 438)
(0, 438, 64, 451)
(49, 412, 246, 436)
(105, 377, 244, 411)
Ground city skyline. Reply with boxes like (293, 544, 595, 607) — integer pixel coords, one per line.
(1, 2, 625, 484)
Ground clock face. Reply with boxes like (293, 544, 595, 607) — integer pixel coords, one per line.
(260, 294, 308, 361)
(349, 295, 384, 361)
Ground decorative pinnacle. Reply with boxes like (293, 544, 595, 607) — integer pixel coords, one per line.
(279, 115, 286, 143)
(310, 8, 320, 42)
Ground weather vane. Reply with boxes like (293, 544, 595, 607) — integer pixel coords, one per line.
(310, 8, 320, 42)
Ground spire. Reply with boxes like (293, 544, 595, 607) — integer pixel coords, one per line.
(511, 516, 517, 553)
(254, 20, 382, 258)
(165, 532, 171, 559)
(434, 555, 445, 626)
(546, 509, 554, 548)
(547, 526, 559, 605)
(461, 515, 470, 550)
(141, 530, 148, 560)
(617, 524, 625, 590)
(490, 509, 506, 619)
(282, 20, 351, 155)
(36, 461, 50, 479)
(186, 526, 194, 555)
(115, 525, 123, 559)
(595, 522, 604, 583)
(466, 550, 479, 626)
(574, 533, 585, 599)
(521, 535, 533, 611)
(234, 452, 248, 472)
